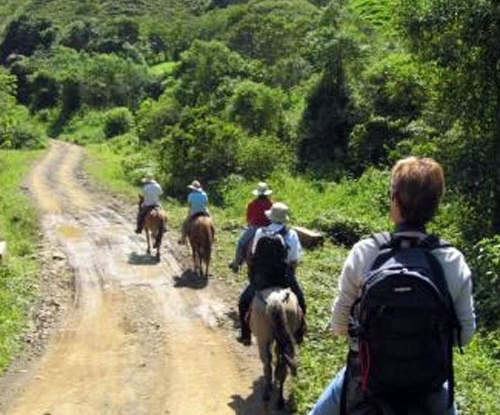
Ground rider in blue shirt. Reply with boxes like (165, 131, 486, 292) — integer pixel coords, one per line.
(178, 180, 209, 244)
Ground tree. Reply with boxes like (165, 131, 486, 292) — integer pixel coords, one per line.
(228, 80, 285, 135)
(398, 0, 500, 233)
(174, 40, 249, 106)
(298, 42, 353, 171)
(0, 15, 56, 63)
(60, 20, 96, 51)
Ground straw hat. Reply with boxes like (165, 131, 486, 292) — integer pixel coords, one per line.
(142, 173, 155, 183)
(188, 180, 202, 190)
(252, 182, 273, 196)
(265, 202, 289, 223)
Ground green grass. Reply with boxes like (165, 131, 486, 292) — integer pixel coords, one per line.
(0, 149, 41, 371)
(149, 61, 178, 76)
(85, 142, 500, 415)
(86, 142, 139, 200)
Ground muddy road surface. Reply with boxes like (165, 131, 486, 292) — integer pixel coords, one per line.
(0, 141, 285, 415)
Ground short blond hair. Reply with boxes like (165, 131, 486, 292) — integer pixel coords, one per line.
(390, 157, 444, 225)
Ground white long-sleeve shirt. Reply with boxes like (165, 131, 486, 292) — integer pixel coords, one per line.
(332, 232, 476, 346)
(142, 181, 163, 207)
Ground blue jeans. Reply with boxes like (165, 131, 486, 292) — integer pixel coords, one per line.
(233, 226, 258, 265)
(308, 367, 458, 415)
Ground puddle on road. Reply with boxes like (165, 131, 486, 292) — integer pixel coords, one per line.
(58, 224, 82, 239)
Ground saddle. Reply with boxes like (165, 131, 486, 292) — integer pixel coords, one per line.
(189, 211, 209, 221)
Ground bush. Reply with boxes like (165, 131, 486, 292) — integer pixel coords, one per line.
(228, 80, 285, 135)
(470, 236, 500, 329)
(104, 107, 135, 138)
(236, 134, 293, 178)
(157, 115, 243, 194)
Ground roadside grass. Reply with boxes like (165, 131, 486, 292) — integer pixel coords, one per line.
(85, 143, 500, 415)
(0, 150, 40, 371)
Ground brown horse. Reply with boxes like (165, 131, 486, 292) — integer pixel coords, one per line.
(144, 207, 167, 261)
(187, 214, 215, 277)
(250, 287, 301, 413)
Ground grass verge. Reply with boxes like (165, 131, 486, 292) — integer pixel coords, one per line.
(0, 149, 41, 371)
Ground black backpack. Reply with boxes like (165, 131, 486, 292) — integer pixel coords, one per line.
(346, 232, 462, 408)
(250, 226, 289, 290)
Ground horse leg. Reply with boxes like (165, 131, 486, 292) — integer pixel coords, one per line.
(258, 339, 273, 413)
(191, 246, 198, 274)
(204, 253, 210, 278)
(274, 343, 287, 409)
(146, 229, 151, 255)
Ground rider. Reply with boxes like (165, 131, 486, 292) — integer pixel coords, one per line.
(228, 181, 273, 273)
(308, 157, 476, 415)
(237, 202, 307, 346)
(135, 173, 163, 234)
(178, 180, 209, 245)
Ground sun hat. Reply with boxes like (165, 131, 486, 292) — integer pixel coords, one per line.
(188, 180, 202, 190)
(142, 173, 155, 183)
(265, 202, 289, 223)
(252, 181, 273, 196)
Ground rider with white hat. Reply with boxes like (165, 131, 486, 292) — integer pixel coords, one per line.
(135, 173, 163, 234)
(178, 180, 210, 245)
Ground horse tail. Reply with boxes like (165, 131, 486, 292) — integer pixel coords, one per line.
(268, 293, 297, 376)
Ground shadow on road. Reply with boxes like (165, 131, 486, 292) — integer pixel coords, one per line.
(128, 251, 159, 266)
(229, 377, 292, 415)
(173, 269, 208, 289)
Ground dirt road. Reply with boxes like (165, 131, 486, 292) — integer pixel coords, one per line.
(0, 141, 274, 415)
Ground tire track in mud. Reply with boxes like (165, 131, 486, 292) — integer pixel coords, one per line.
(1, 141, 269, 415)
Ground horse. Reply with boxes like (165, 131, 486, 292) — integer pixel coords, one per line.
(250, 287, 301, 413)
(144, 207, 167, 261)
(187, 214, 215, 277)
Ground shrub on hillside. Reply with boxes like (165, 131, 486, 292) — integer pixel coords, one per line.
(236, 135, 293, 178)
(174, 40, 249, 106)
(136, 96, 181, 142)
(228, 80, 285, 135)
(470, 236, 500, 329)
(104, 107, 135, 138)
(157, 115, 242, 195)
(0, 15, 56, 63)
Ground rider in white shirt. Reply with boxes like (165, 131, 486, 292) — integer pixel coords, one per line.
(135, 173, 163, 234)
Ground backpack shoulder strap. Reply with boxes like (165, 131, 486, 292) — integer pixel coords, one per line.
(421, 234, 453, 250)
(371, 232, 393, 249)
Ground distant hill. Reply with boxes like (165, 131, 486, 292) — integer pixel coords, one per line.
(0, 0, 212, 31)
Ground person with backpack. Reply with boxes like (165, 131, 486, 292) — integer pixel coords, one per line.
(228, 181, 273, 273)
(308, 157, 476, 415)
(236, 202, 307, 345)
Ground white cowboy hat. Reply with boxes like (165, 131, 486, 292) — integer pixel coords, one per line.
(252, 181, 273, 196)
(188, 180, 202, 190)
(265, 202, 289, 223)
(142, 173, 155, 183)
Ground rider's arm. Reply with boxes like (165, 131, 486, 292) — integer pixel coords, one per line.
(331, 238, 378, 335)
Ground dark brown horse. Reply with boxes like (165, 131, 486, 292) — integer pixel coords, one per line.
(144, 207, 167, 261)
(187, 214, 215, 277)
(250, 287, 301, 413)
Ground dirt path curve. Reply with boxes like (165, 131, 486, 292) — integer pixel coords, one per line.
(1, 140, 274, 415)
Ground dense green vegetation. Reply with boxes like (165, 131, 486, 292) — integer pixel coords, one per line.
(0, 150, 40, 370)
(1, 0, 500, 412)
